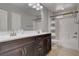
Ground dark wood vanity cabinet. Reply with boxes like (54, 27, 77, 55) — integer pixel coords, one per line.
(0, 33, 51, 56)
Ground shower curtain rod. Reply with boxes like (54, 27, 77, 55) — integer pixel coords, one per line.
(50, 10, 78, 17)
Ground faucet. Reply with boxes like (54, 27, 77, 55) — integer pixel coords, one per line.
(10, 31, 16, 36)
(37, 30, 41, 34)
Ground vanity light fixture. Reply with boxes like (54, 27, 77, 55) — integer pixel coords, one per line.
(37, 3, 40, 6)
(28, 3, 43, 11)
(40, 6, 43, 9)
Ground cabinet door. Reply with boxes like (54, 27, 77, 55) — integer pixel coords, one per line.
(43, 34, 51, 55)
(43, 39, 48, 55)
(47, 35, 51, 52)
(22, 44, 35, 56)
(35, 46, 43, 56)
(0, 48, 22, 56)
(35, 41, 43, 56)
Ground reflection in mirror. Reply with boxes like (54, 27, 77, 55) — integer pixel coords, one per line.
(0, 3, 41, 36)
(0, 9, 8, 31)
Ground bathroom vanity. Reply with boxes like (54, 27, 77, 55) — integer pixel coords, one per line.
(0, 33, 51, 56)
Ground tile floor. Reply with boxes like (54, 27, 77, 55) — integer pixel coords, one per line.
(47, 45, 79, 56)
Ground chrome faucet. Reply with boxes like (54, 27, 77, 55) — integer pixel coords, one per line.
(10, 31, 16, 36)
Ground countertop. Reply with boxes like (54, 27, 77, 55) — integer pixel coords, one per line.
(0, 32, 51, 42)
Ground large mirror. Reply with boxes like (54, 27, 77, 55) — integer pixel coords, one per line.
(0, 3, 41, 33)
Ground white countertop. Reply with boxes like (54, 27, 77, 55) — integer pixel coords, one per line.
(0, 31, 50, 42)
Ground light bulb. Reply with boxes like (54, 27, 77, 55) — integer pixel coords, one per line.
(40, 6, 43, 9)
(32, 5, 36, 8)
(36, 8, 40, 10)
(28, 3, 33, 6)
(37, 3, 40, 6)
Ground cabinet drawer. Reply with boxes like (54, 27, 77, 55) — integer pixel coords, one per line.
(35, 34, 51, 42)
(0, 48, 22, 56)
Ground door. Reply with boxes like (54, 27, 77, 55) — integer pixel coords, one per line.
(59, 14, 78, 50)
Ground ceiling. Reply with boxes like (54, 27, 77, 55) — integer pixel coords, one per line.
(10, 3, 41, 16)
(0, 3, 78, 17)
(11, 3, 78, 15)
(10, 3, 79, 18)
(0, 3, 41, 17)
(42, 3, 78, 13)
